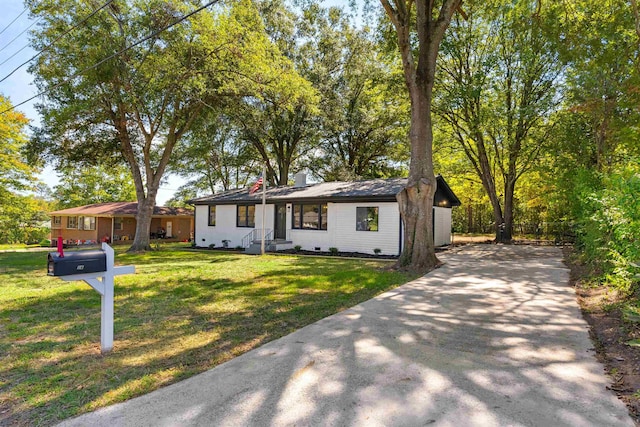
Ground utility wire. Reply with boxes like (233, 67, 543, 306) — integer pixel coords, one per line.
(0, 0, 220, 116)
(0, 17, 40, 55)
(0, 7, 28, 37)
(0, 0, 115, 83)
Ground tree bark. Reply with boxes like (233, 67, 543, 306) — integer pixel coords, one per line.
(396, 77, 439, 269)
(380, 0, 462, 272)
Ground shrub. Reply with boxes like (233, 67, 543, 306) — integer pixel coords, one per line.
(235, 245, 244, 250)
(571, 168, 640, 292)
(208, 243, 216, 249)
(329, 247, 338, 255)
(39, 239, 51, 247)
(373, 248, 381, 255)
(293, 245, 302, 252)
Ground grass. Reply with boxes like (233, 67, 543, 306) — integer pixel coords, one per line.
(0, 244, 417, 426)
(0, 243, 42, 251)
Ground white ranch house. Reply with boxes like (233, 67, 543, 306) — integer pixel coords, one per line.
(190, 174, 461, 256)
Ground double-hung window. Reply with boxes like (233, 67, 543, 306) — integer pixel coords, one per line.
(52, 216, 62, 228)
(67, 216, 78, 229)
(356, 207, 379, 231)
(114, 217, 123, 230)
(78, 216, 96, 231)
(292, 203, 327, 230)
(236, 205, 255, 227)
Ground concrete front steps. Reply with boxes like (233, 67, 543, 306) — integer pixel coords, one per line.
(245, 240, 293, 254)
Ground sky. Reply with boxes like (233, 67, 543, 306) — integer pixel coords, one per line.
(0, 0, 186, 205)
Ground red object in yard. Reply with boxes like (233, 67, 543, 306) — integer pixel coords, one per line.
(57, 236, 64, 258)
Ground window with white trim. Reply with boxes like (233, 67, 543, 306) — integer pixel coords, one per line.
(78, 216, 96, 230)
(67, 216, 78, 229)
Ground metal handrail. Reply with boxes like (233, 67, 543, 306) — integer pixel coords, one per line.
(241, 228, 273, 248)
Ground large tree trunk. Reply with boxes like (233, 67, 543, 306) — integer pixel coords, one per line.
(397, 79, 439, 269)
(501, 178, 515, 243)
(381, 0, 462, 272)
(130, 197, 155, 252)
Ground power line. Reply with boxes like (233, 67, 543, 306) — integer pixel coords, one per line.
(0, 0, 115, 84)
(0, 17, 40, 55)
(0, 7, 28, 37)
(0, 0, 220, 116)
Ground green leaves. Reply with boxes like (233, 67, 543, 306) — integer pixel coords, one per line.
(52, 164, 136, 209)
(0, 95, 35, 192)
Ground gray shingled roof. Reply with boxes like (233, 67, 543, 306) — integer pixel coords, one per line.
(190, 176, 461, 207)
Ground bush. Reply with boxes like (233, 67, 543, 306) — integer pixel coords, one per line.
(571, 168, 640, 292)
(293, 245, 302, 252)
(39, 239, 51, 247)
(329, 247, 338, 255)
(373, 248, 381, 255)
(208, 243, 216, 249)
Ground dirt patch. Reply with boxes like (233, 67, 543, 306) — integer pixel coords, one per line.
(564, 246, 640, 425)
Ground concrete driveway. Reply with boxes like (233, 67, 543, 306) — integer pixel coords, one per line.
(58, 245, 632, 426)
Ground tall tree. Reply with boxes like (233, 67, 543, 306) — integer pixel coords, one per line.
(547, 0, 640, 173)
(435, 0, 561, 242)
(237, 0, 319, 186)
(240, 100, 317, 185)
(0, 94, 46, 244)
(302, 5, 409, 181)
(171, 110, 260, 194)
(28, 0, 306, 251)
(379, 0, 462, 271)
(0, 94, 34, 193)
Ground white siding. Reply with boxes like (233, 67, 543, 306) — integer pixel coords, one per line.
(332, 202, 401, 256)
(254, 203, 275, 235)
(195, 204, 256, 248)
(433, 206, 452, 246)
(195, 201, 451, 253)
(286, 202, 401, 255)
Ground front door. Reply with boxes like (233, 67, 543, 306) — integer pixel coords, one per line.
(166, 221, 173, 238)
(274, 204, 286, 240)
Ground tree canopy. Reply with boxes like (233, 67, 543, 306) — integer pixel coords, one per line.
(11, 0, 639, 280)
(27, 0, 310, 251)
(52, 164, 136, 209)
(0, 94, 49, 244)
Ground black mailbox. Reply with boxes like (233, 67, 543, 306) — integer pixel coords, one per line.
(48, 250, 107, 276)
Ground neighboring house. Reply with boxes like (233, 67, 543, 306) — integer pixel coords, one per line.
(190, 174, 461, 256)
(49, 202, 194, 245)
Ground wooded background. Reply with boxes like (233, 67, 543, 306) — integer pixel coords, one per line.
(1, 0, 638, 282)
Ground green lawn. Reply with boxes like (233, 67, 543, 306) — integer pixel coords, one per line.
(0, 243, 42, 251)
(0, 245, 417, 426)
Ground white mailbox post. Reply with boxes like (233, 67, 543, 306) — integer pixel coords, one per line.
(53, 243, 134, 353)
